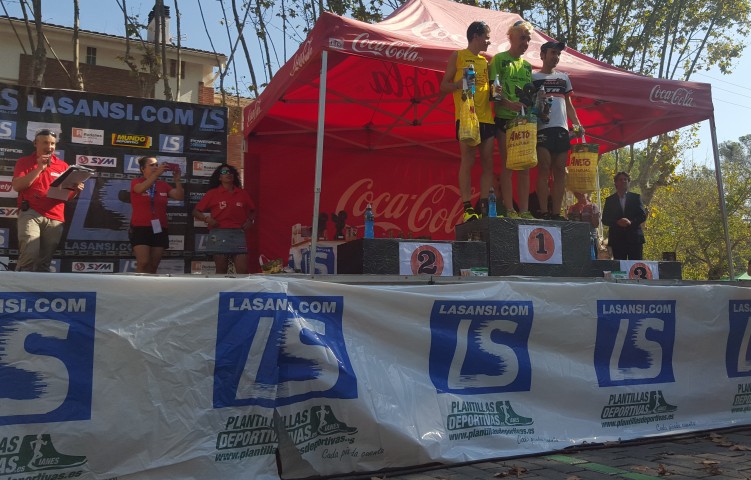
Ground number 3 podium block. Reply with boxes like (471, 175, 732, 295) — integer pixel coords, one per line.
(455, 217, 592, 277)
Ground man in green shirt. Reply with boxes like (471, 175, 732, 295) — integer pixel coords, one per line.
(489, 20, 534, 218)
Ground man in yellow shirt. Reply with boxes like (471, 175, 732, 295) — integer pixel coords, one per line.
(440, 21, 495, 223)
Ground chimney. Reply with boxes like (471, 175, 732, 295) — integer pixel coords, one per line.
(147, 5, 171, 43)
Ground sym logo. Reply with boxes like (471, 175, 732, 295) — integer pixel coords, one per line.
(213, 293, 354, 408)
(159, 134, 184, 153)
(0, 292, 96, 425)
(429, 301, 534, 394)
(76, 155, 117, 168)
(594, 300, 676, 387)
(0, 120, 16, 140)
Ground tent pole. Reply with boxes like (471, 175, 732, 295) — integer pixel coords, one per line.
(709, 114, 734, 280)
(309, 51, 328, 274)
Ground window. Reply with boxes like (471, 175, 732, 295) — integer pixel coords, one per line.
(169, 60, 186, 79)
(85, 47, 96, 65)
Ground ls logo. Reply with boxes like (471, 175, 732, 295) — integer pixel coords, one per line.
(595, 300, 676, 387)
(0, 293, 96, 426)
(727, 301, 751, 377)
(213, 293, 355, 408)
(300, 246, 335, 274)
(429, 301, 533, 394)
(159, 134, 184, 153)
(0, 120, 16, 140)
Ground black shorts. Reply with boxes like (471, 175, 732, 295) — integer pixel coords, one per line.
(455, 120, 496, 142)
(129, 226, 169, 248)
(537, 127, 571, 154)
(495, 117, 511, 132)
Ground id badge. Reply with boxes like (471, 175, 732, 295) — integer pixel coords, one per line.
(151, 218, 163, 234)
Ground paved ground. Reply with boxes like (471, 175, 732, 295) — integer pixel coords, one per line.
(357, 426, 751, 479)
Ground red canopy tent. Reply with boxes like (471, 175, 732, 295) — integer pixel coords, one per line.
(243, 0, 716, 270)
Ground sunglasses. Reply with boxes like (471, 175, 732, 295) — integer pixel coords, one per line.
(35, 129, 57, 138)
(219, 168, 232, 175)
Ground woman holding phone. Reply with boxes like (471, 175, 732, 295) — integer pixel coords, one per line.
(129, 156, 184, 273)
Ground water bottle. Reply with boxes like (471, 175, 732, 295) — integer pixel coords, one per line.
(488, 188, 497, 218)
(364, 203, 375, 239)
(493, 74, 503, 101)
(467, 64, 476, 96)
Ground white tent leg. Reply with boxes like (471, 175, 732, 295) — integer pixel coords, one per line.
(309, 51, 328, 274)
(710, 114, 734, 279)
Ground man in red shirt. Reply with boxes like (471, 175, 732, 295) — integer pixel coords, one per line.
(12, 129, 84, 272)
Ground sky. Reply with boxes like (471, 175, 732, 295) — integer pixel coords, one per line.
(4, 0, 750, 166)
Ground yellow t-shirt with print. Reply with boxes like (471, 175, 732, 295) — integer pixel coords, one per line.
(452, 49, 493, 124)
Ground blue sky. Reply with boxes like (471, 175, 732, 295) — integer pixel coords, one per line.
(6, 1, 751, 165)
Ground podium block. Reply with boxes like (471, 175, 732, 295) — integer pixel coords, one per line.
(588, 260, 682, 280)
(455, 217, 593, 276)
(336, 239, 487, 275)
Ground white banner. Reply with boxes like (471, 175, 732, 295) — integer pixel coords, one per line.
(0, 273, 750, 479)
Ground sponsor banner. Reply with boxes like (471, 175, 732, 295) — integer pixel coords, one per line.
(193, 160, 223, 177)
(111, 133, 152, 148)
(0, 175, 14, 197)
(70, 127, 104, 145)
(0, 119, 16, 140)
(0, 275, 750, 478)
(0, 83, 228, 265)
(76, 154, 117, 168)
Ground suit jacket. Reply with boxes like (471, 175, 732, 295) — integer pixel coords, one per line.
(602, 191, 647, 246)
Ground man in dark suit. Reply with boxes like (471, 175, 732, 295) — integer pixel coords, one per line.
(602, 171, 647, 260)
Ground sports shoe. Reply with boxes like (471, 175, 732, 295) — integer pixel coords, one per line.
(549, 213, 568, 221)
(519, 211, 535, 219)
(463, 207, 480, 223)
(507, 210, 520, 218)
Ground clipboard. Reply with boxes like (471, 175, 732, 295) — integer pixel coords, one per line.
(47, 165, 95, 200)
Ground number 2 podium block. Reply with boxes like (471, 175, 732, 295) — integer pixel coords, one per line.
(455, 217, 592, 276)
(336, 239, 487, 275)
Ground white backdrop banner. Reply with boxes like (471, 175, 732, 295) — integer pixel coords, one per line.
(1, 273, 750, 479)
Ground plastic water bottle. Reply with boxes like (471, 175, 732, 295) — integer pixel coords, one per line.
(488, 188, 497, 218)
(364, 204, 375, 239)
(467, 64, 476, 96)
(493, 74, 503, 100)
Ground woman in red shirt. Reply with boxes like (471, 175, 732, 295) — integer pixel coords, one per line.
(130, 156, 184, 273)
(192, 164, 255, 274)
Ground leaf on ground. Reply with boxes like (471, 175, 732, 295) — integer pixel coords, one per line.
(632, 465, 650, 472)
(657, 463, 670, 475)
(700, 460, 720, 465)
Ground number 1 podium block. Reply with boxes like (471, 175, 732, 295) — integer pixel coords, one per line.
(455, 217, 593, 276)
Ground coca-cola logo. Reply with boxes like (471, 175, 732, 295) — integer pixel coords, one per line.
(335, 178, 465, 235)
(245, 101, 262, 127)
(411, 21, 465, 46)
(649, 85, 695, 107)
(369, 67, 441, 98)
(352, 33, 422, 63)
(290, 39, 314, 77)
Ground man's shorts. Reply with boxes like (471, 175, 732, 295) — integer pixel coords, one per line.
(537, 127, 571, 154)
(455, 120, 496, 142)
(495, 117, 511, 132)
(129, 226, 169, 248)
